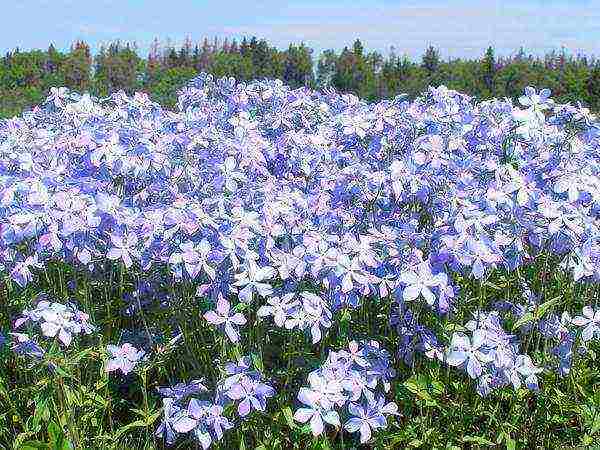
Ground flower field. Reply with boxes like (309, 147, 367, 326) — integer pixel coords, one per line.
(0, 74, 599, 449)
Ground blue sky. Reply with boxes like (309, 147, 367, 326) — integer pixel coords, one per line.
(3, 0, 599, 59)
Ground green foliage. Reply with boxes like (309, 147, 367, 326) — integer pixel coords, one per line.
(2, 39, 600, 118)
(146, 67, 198, 108)
(0, 258, 599, 449)
(93, 41, 144, 96)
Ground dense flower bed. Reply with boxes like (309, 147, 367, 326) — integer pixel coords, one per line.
(1, 74, 600, 447)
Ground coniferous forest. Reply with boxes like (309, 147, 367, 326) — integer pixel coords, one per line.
(2, 37, 600, 117)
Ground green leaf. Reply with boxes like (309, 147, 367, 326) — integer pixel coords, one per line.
(282, 406, 297, 430)
(512, 312, 535, 331)
(52, 365, 72, 380)
(251, 352, 264, 372)
(505, 437, 516, 450)
(444, 322, 468, 333)
(590, 415, 600, 436)
(499, 431, 516, 450)
(32, 393, 51, 430)
(318, 439, 333, 450)
(46, 420, 73, 450)
(70, 348, 93, 363)
(462, 435, 495, 446)
(145, 410, 161, 426)
(47, 421, 62, 443)
(513, 296, 560, 331)
(483, 280, 504, 290)
(55, 439, 73, 450)
(299, 424, 312, 435)
(20, 441, 49, 450)
(534, 296, 560, 320)
(403, 374, 442, 405)
(113, 419, 149, 440)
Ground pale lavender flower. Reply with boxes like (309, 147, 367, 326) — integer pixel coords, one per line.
(15, 301, 94, 347)
(169, 240, 216, 280)
(344, 397, 397, 444)
(293, 388, 341, 437)
(446, 330, 494, 379)
(203, 404, 233, 442)
(219, 156, 247, 192)
(10, 332, 46, 359)
(233, 259, 276, 303)
(155, 398, 181, 445)
(203, 297, 246, 343)
(10, 255, 43, 288)
(225, 375, 275, 418)
(519, 86, 552, 110)
(222, 356, 256, 390)
(339, 340, 368, 367)
(512, 355, 543, 390)
(399, 262, 447, 305)
(184, 399, 213, 449)
(157, 380, 208, 402)
(571, 306, 600, 342)
(300, 292, 332, 344)
(256, 293, 298, 327)
(106, 343, 146, 375)
(106, 232, 139, 269)
(48, 87, 69, 107)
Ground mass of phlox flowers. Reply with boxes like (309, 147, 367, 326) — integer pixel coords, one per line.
(2, 73, 600, 446)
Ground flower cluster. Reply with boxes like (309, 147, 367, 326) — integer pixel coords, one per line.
(293, 341, 397, 443)
(155, 356, 274, 448)
(257, 291, 332, 343)
(14, 298, 95, 347)
(445, 311, 543, 396)
(2, 73, 600, 407)
(218, 356, 276, 418)
(4, 76, 597, 308)
(497, 292, 600, 377)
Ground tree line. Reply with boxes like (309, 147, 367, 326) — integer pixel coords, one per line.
(2, 37, 600, 117)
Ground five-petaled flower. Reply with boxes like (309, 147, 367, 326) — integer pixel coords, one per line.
(571, 306, 600, 342)
(106, 343, 146, 375)
(203, 297, 247, 343)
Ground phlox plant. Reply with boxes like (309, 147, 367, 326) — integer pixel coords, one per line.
(0, 73, 599, 449)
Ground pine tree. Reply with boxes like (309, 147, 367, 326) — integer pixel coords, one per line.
(422, 45, 440, 75)
(482, 46, 496, 96)
(240, 37, 249, 56)
(353, 39, 364, 58)
(62, 40, 92, 92)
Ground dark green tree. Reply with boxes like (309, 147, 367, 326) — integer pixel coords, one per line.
(587, 65, 600, 111)
(61, 40, 92, 92)
(481, 46, 496, 96)
(94, 41, 143, 95)
(422, 45, 440, 76)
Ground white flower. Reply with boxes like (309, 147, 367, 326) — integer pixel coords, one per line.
(399, 262, 447, 305)
(572, 306, 600, 342)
